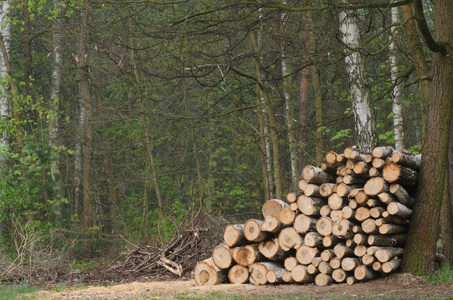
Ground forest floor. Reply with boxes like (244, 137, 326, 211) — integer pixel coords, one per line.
(26, 272, 453, 299)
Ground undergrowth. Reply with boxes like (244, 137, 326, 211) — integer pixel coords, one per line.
(0, 283, 37, 300)
(426, 263, 452, 284)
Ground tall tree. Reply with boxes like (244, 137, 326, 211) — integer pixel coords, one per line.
(0, 2, 10, 161)
(339, 2, 377, 152)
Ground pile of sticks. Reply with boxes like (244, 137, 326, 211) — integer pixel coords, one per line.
(194, 146, 420, 286)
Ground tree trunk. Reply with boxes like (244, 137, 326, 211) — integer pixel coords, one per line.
(0, 2, 11, 165)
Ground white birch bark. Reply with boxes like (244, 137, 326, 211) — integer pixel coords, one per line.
(389, 6, 405, 150)
(0, 2, 10, 160)
(339, 4, 377, 153)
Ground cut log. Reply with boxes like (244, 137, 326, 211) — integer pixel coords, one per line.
(286, 192, 298, 203)
(372, 146, 395, 158)
(389, 183, 415, 207)
(346, 276, 358, 285)
(342, 206, 355, 219)
(212, 245, 233, 269)
(304, 232, 324, 248)
(361, 254, 376, 266)
(355, 190, 369, 206)
(320, 205, 332, 217)
(194, 258, 227, 286)
(322, 162, 339, 174)
(318, 261, 333, 274)
(330, 210, 343, 222)
(315, 273, 333, 286)
(354, 265, 377, 281)
(332, 268, 348, 283)
(322, 235, 340, 248)
(244, 219, 270, 242)
(279, 208, 297, 226)
(382, 256, 401, 273)
(350, 150, 367, 161)
(232, 244, 263, 266)
(367, 234, 407, 247)
(333, 243, 354, 259)
(296, 246, 319, 265)
(278, 227, 303, 251)
(366, 246, 381, 256)
(325, 151, 339, 164)
(353, 233, 368, 245)
(377, 192, 397, 205)
(375, 247, 404, 262)
(320, 183, 336, 197)
(369, 167, 381, 177)
(369, 207, 386, 219)
(337, 183, 359, 197)
(345, 159, 355, 169)
(348, 199, 358, 209)
(383, 163, 418, 185)
(336, 176, 344, 184)
(284, 256, 298, 271)
(307, 264, 319, 275)
(391, 151, 421, 170)
(294, 214, 317, 234)
(353, 161, 371, 175)
(316, 217, 333, 236)
(259, 238, 287, 261)
(336, 153, 346, 163)
(372, 261, 382, 272)
(328, 193, 346, 210)
(228, 265, 249, 284)
(348, 188, 362, 198)
(281, 271, 294, 283)
(379, 224, 407, 235)
(249, 262, 268, 285)
(224, 224, 247, 247)
(375, 215, 408, 226)
(291, 265, 314, 283)
(364, 177, 389, 196)
(266, 265, 287, 284)
(345, 239, 356, 248)
(290, 203, 298, 211)
(365, 154, 374, 163)
(361, 218, 379, 234)
(320, 249, 335, 262)
(305, 184, 322, 197)
(298, 179, 309, 192)
(262, 199, 289, 218)
(352, 225, 364, 234)
(341, 257, 361, 271)
(260, 215, 283, 234)
(354, 245, 367, 257)
(372, 158, 386, 169)
(298, 195, 325, 216)
(387, 202, 412, 218)
(311, 257, 323, 267)
(355, 207, 371, 222)
(330, 257, 342, 269)
(302, 165, 336, 184)
(343, 174, 369, 185)
(332, 218, 355, 238)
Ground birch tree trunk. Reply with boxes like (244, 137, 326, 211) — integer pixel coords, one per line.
(339, 3, 377, 152)
(0, 2, 10, 163)
(389, 6, 404, 150)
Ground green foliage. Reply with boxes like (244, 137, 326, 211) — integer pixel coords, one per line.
(426, 264, 452, 285)
(0, 283, 37, 300)
(331, 129, 352, 149)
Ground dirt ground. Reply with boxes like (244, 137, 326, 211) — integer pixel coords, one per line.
(32, 273, 452, 299)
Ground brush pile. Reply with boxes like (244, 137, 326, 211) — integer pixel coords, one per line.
(194, 146, 420, 286)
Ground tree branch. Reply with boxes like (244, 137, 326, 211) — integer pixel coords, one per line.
(413, 0, 446, 54)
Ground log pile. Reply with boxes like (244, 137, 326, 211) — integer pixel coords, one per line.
(194, 146, 419, 286)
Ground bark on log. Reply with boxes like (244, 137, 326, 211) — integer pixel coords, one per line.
(315, 273, 333, 286)
(372, 146, 395, 158)
(224, 224, 247, 248)
(262, 199, 290, 218)
(367, 234, 407, 247)
(343, 174, 369, 184)
(259, 238, 288, 261)
(377, 192, 397, 205)
(297, 195, 325, 216)
(294, 214, 317, 234)
(316, 217, 333, 236)
(382, 256, 401, 273)
(279, 208, 297, 226)
(336, 153, 346, 163)
(366, 246, 380, 256)
(364, 177, 389, 196)
(284, 256, 298, 271)
(244, 219, 270, 242)
(318, 261, 333, 274)
(320, 249, 335, 262)
(353, 233, 368, 245)
(194, 258, 228, 286)
(353, 161, 371, 175)
(322, 235, 340, 248)
(375, 247, 404, 262)
(391, 151, 421, 170)
(322, 162, 338, 174)
(387, 202, 412, 218)
(302, 165, 336, 184)
(260, 215, 283, 234)
(266, 266, 287, 283)
(291, 265, 314, 283)
(332, 268, 348, 283)
(369, 167, 381, 177)
(278, 227, 303, 251)
(228, 265, 249, 284)
(333, 243, 354, 259)
(320, 183, 336, 197)
(341, 257, 361, 271)
(232, 244, 263, 266)
(389, 183, 415, 207)
(382, 163, 418, 185)
(379, 223, 407, 235)
(348, 188, 362, 198)
(337, 183, 355, 197)
(354, 265, 377, 281)
(346, 276, 358, 285)
(372, 158, 386, 169)
(304, 232, 324, 248)
(296, 246, 319, 265)
(311, 257, 323, 267)
(212, 245, 233, 269)
(350, 150, 368, 161)
(305, 184, 322, 197)
(369, 207, 386, 219)
(281, 271, 294, 283)
(375, 215, 408, 226)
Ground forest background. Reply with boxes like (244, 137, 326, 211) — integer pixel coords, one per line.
(0, 0, 451, 281)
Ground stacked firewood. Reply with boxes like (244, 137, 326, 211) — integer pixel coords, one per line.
(194, 146, 420, 286)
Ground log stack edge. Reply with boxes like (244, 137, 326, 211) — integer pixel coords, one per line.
(194, 146, 420, 286)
